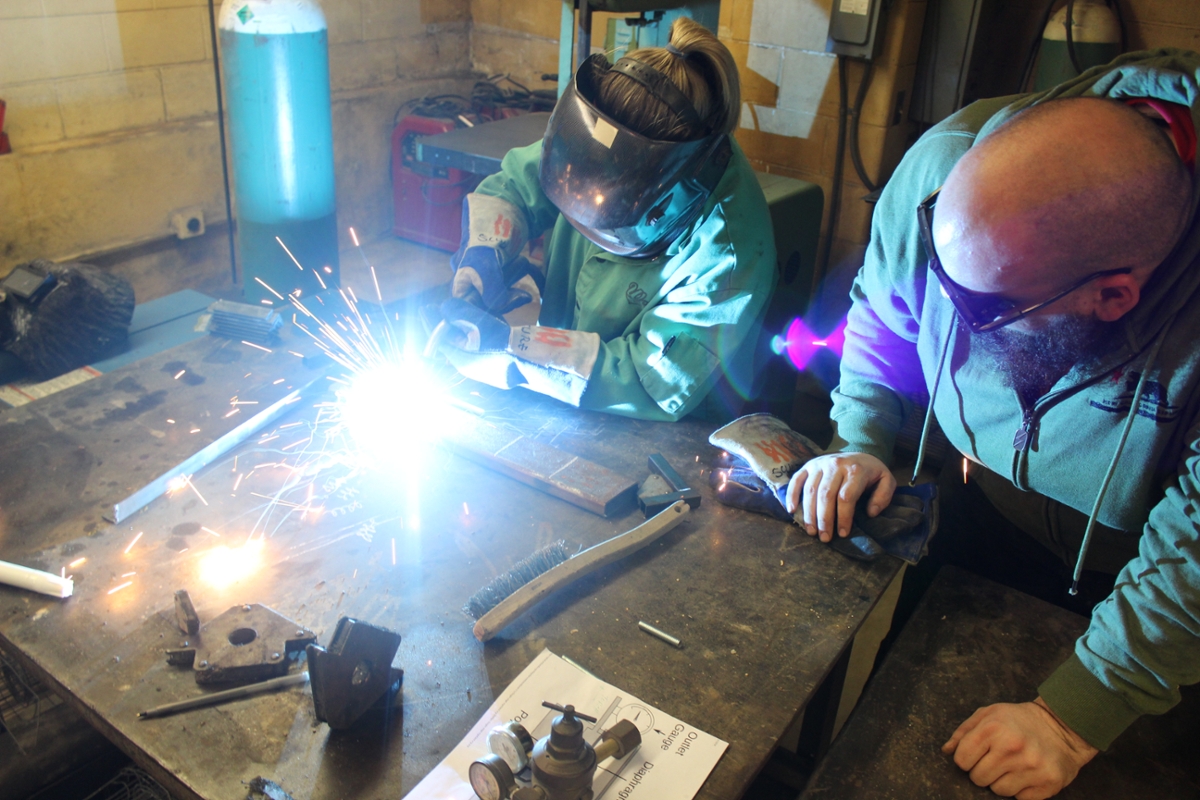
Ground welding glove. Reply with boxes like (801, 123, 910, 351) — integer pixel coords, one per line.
(708, 414, 938, 564)
(436, 298, 600, 406)
(451, 194, 543, 325)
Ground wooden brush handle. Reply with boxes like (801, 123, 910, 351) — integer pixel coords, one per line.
(473, 501, 690, 642)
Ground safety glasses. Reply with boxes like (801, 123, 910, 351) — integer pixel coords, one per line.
(916, 188, 1132, 333)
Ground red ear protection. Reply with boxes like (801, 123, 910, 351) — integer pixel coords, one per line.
(1126, 98, 1196, 170)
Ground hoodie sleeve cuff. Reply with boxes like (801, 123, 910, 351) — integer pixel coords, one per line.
(1038, 654, 1142, 751)
(826, 415, 897, 464)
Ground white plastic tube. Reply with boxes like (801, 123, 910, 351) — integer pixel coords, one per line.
(0, 560, 73, 599)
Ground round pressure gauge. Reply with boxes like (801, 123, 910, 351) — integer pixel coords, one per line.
(469, 753, 516, 800)
(487, 721, 535, 773)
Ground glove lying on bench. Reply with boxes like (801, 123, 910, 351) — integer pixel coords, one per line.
(708, 414, 937, 564)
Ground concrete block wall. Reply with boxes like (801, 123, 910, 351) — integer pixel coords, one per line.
(1123, 0, 1200, 51)
(0, 0, 474, 288)
(722, 0, 928, 302)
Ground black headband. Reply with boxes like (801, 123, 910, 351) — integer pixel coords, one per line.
(610, 56, 706, 133)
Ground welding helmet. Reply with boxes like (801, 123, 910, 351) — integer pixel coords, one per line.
(539, 53, 732, 259)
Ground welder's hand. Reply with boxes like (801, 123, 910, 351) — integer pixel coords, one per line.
(785, 452, 895, 542)
(451, 194, 538, 315)
(438, 298, 511, 353)
(943, 698, 1098, 800)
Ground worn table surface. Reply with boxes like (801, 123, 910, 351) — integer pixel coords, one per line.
(801, 566, 1200, 799)
(0, 321, 902, 800)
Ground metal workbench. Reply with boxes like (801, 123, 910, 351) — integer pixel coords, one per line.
(0, 313, 901, 800)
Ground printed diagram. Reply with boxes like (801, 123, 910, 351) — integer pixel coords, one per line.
(403, 650, 727, 800)
(615, 703, 655, 735)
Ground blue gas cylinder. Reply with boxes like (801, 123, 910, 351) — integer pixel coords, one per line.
(219, 0, 339, 304)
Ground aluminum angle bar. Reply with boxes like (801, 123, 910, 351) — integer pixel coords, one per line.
(113, 379, 318, 523)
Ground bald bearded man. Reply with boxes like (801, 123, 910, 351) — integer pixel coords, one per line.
(786, 49, 1199, 798)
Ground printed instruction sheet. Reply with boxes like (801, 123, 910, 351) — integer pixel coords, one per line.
(406, 649, 728, 800)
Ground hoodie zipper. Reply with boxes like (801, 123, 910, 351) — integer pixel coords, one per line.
(1013, 405, 1035, 451)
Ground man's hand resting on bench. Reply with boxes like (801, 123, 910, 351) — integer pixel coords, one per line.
(942, 697, 1098, 799)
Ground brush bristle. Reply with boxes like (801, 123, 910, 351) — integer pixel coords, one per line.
(463, 540, 571, 620)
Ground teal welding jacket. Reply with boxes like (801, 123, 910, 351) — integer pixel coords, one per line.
(473, 138, 778, 422)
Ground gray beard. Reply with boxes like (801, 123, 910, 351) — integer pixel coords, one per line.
(967, 314, 1112, 403)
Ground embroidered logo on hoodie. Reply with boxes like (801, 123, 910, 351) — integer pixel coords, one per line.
(1089, 369, 1180, 422)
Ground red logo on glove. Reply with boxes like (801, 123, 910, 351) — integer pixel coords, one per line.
(494, 214, 512, 239)
(755, 435, 813, 465)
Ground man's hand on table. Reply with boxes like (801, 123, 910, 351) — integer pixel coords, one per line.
(942, 697, 1099, 799)
(784, 452, 896, 541)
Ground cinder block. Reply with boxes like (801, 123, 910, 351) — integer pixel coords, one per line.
(471, 28, 559, 90)
(0, 156, 35, 272)
(421, 0, 470, 25)
(0, 82, 65, 147)
(103, 8, 207, 70)
(362, 0, 424, 41)
(162, 62, 218, 121)
(1123, 0, 1200, 28)
(471, 0, 503, 29)
(19, 121, 225, 260)
(397, 28, 471, 78)
(329, 39, 399, 92)
(1130, 21, 1200, 51)
(0, 16, 111, 83)
(778, 49, 836, 116)
(0, 1, 46, 20)
(502, 0, 561, 40)
(736, 42, 782, 106)
(58, 70, 165, 138)
(858, 63, 916, 130)
(749, 0, 831, 52)
(324, 0, 364, 45)
(43, 0, 153, 14)
(737, 109, 828, 174)
(725, 0, 754, 42)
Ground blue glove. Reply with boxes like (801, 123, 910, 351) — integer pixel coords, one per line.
(710, 452, 937, 564)
(709, 453, 793, 521)
(451, 194, 542, 314)
(437, 297, 511, 352)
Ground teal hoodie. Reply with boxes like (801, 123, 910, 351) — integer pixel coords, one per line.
(830, 49, 1200, 750)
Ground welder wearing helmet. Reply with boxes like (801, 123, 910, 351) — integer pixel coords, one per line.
(433, 17, 777, 422)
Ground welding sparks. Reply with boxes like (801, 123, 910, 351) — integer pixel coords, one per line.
(224, 408, 241, 418)
(963, 457, 969, 484)
(232, 473, 244, 492)
(108, 581, 133, 595)
(185, 475, 208, 506)
(242, 341, 273, 353)
(276, 236, 305, 271)
(391, 537, 396, 565)
(200, 539, 264, 589)
(254, 275, 285, 300)
(174, 370, 186, 380)
(68, 557, 86, 569)
(124, 531, 144, 554)
(201, 526, 221, 537)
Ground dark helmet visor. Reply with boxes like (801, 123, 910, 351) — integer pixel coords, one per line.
(538, 54, 729, 258)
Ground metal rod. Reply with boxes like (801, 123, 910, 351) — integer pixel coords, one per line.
(114, 379, 317, 523)
(138, 671, 309, 720)
(638, 621, 682, 648)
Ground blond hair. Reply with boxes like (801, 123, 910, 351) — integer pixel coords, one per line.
(595, 17, 740, 141)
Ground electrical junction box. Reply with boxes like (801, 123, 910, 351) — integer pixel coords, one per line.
(828, 0, 886, 60)
(171, 207, 205, 240)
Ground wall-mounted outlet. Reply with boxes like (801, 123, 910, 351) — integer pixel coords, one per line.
(171, 207, 205, 240)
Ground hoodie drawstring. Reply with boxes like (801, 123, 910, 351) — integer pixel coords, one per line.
(1070, 317, 1175, 595)
(911, 314, 957, 485)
